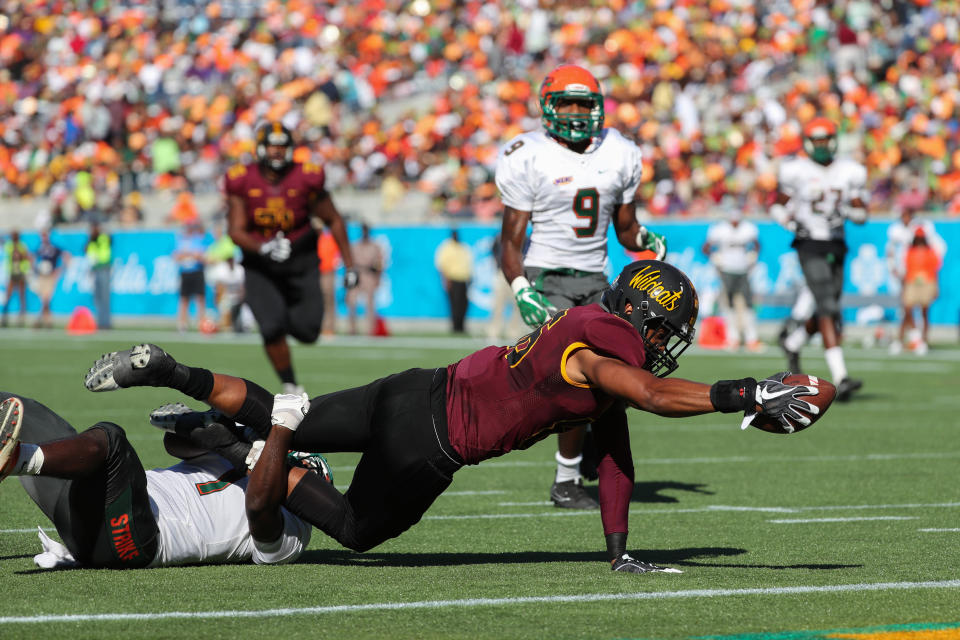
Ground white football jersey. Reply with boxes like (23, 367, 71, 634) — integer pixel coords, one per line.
(495, 128, 642, 273)
(777, 155, 867, 242)
(146, 454, 311, 567)
(705, 220, 759, 274)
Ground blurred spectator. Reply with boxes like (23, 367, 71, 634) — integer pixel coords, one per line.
(2, 230, 31, 327)
(703, 207, 762, 351)
(434, 229, 472, 334)
(894, 228, 942, 355)
(486, 232, 523, 341)
(0, 2, 957, 218)
(346, 223, 385, 335)
(173, 221, 210, 332)
(117, 192, 145, 227)
(317, 229, 341, 336)
(885, 207, 947, 285)
(167, 191, 199, 226)
(84, 223, 111, 330)
(208, 251, 247, 334)
(31, 228, 68, 329)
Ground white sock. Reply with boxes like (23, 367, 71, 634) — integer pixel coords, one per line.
(824, 346, 848, 382)
(12, 444, 44, 475)
(554, 452, 582, 484)
(784, 326, 808, 353)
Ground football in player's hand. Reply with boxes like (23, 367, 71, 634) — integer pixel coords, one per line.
(750, 374, 836, 434)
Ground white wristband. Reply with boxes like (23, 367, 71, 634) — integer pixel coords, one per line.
(635, 230, 645, 247)
(510, 276, 532, 296)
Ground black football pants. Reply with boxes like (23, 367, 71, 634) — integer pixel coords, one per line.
(287, 367, 463, 552)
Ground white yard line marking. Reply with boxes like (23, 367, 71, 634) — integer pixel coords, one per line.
(427, 501, 960, 522)
(768, 516, 918, 524)
(0, 528, 55, 534)
(706, 505, 797, 513)
(2, 580, 959, 625)
(919, 528, 960, 532)
(440, 490, 507, 497)
(477, 451, 960, 468)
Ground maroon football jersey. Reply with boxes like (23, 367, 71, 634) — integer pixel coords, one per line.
(445, 304, 645, 464)
(223, 161, 325, 250)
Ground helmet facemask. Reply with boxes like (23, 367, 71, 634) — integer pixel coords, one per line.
(601, 261, 699, 378)
(256, 125, 294, 172)
(541, 91, 604, 145)
(627, 299, 695, 378)
(803, 133, 837, 165)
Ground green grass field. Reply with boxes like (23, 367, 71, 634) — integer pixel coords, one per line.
(1, 329, 959, 640)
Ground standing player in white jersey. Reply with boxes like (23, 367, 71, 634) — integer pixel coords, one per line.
(0, 393, 318, 569)
(703, 208, 762, 351)
(496, 64, 667, 509)
(771, 117, 868, 402)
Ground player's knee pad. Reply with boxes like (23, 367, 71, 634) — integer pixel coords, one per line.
(815, 297, 841, 318)
(288, 320, 320, 345)
(286, 471, 369, 552)
(88, 422, 131, 461)
(259, 324, 286, 344)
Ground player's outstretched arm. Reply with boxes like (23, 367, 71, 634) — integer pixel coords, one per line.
(246, 393, 309, 544)
(571, 350, 716, 416)
(571, 350, 821, 427)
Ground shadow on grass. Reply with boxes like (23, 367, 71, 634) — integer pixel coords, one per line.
(299, 546, 853, 571)
(578, 480, 714, 504)
(298, 547, 726, 568)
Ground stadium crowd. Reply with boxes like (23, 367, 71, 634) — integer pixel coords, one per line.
(1, 0, 959, 223)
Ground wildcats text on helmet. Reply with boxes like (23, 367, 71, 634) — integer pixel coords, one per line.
(628, 265, 683, 311)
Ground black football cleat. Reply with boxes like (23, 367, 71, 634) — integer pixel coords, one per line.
(85, 344, 179, 392)
(836, 377, 863, 402)
(550, 479, 599, 509)
(149, 402, 229, 434)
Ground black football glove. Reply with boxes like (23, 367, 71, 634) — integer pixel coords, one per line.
(753, 372, 820, 433)
(611, 553, 682, 574)
(343, 267, 360, 290)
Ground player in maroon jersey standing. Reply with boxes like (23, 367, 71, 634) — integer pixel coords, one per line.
(224, 122, 357, 394)
(85, 260, 820, 574)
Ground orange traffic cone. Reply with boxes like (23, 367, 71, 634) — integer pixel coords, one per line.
(66, 306, 97, 335)
(698, 316, 727, 349)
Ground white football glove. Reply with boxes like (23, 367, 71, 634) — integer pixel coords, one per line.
(245, 439, 265, 471)
(271, 392, 310, 432)
(259, 231, 292, 262)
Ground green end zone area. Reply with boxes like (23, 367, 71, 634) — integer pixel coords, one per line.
(1, 330, 958, 639)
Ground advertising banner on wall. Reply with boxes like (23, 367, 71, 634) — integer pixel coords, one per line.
(1, 220, 956, 327)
